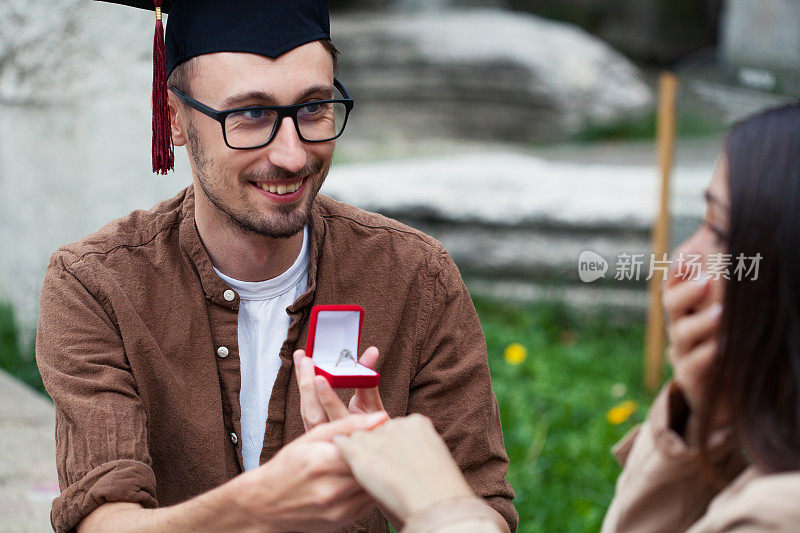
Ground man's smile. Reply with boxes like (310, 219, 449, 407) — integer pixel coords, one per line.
(249, 176, 308, 202)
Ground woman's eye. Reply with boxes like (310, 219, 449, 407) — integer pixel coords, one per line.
(706, 221, 728, 244)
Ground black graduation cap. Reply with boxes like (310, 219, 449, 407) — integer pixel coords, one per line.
(97, 0, 332, 174)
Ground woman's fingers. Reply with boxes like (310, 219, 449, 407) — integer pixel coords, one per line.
(683, 337, 719, 378)
(663, 275, 712, 324)
(303, 412, 389, 443)
(668, 303, 723, 358)
(673, 337, 719, 411)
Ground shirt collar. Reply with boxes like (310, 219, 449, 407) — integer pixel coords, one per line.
(212, 226, 309, 301)
(177, 185, 325, 314)
(288, 195, 325, 315)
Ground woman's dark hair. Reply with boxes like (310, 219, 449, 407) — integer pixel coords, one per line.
(699, 102, 800, 473)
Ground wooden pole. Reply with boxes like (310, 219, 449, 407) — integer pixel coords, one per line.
(645, 72, 678, 392)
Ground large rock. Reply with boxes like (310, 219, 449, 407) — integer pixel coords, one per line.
(332, 8, 653, 143)
(0, 0, 153, 104)
(721, 0, 800, 72)
(0, 1, 186, 334)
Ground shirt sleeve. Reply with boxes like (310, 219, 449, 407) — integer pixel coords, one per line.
(601, 382, 747, 533)
(407, 249, 518, 532)
(35, 254, 158, 533)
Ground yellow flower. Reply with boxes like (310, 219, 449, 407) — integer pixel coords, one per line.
(607, 400, 638, 425)
(503, 343, 527, 365)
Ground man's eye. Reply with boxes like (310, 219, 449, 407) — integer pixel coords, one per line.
(297, 102, 332, 122)
(243, 109, 266, 120)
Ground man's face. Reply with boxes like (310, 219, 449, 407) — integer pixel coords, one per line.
(172, 42, 336, 238)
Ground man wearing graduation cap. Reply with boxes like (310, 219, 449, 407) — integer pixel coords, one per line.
(35, 1, 517, 532)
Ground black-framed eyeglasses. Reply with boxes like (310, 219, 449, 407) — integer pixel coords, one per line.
(169, 79, 354, 150)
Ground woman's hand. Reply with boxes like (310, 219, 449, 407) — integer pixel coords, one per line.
(663, 263, 733, 442)
(664, 269, 722, 415)
(331, 414, 475, 523)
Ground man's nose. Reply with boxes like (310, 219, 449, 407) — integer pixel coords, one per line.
(267, 116, 308, 174)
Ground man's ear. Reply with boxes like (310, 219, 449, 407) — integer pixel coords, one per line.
(168, 91, 188, 147)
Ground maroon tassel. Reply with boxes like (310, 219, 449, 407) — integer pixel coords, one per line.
(151, 1, 174, 174)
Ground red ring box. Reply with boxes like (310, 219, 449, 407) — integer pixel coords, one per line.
(306, 305, 380, 389)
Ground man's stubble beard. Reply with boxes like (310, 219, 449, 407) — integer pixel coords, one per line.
(186, 119, 327, 239)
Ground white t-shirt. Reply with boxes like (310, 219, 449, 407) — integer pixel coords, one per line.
(214, 227, 309, 471)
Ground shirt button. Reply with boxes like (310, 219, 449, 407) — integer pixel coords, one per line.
(223, 289, 236, 301)
(230, 432, 238, 444)
(217, 346, 229, 358)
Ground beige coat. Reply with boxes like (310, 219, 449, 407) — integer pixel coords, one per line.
(603, 383, 800, 532)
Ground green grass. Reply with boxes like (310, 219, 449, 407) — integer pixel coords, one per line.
(0, 298, 659, 530)
(0, 302, 43, 394)
(574, 109, 725, 143)
(474, 297, 656, 532)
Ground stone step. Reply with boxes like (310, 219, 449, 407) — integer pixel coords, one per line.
(0, 370, 57, 532)
(396, 219, 650, 285)
(322, 149, 714, 314)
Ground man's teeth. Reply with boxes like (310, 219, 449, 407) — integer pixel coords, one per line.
(257, 180, 303, 195)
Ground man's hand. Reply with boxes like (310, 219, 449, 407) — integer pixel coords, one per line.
(236, 412, 389, 532)
(78, 412, 389, 533)
(663, 264, 723, 420)
(293, 347, 386, 431)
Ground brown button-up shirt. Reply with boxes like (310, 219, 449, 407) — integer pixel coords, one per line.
(36, 187, 517, 532)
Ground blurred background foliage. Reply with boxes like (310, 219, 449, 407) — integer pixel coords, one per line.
(478, 297, 651, 531)
(0, 303, 41, 394)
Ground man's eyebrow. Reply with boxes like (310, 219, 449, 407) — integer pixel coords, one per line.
(221, 84, 335, 108)
(704, 189, 730, 210)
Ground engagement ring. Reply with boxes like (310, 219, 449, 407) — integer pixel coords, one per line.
(336, 349, 357, 368)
